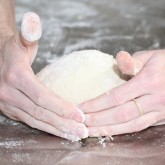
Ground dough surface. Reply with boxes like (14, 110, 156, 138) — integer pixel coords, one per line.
(37, 50, 126, 104)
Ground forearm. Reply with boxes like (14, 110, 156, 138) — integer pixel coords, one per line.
(0, 0, 16, 38)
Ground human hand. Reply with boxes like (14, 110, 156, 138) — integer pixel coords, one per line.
(0, 12, 88, 141)
(80, 50, 165, 137)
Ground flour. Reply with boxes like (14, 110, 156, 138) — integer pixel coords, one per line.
(0, 139, 24, 149)
(98, 136, 114, 147)
(0, 138, 37, 149)
(0, 115, 5, 123)
(12, 153, 32, 164)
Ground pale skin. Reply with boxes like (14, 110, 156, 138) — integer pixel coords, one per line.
(2, 1, 165, 141)
(80, 50, 165, 137)
(0, 0, 88, 141)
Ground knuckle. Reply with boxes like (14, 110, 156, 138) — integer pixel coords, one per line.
(61, 102, 76, 118)
(59, 109, 65, 118)
(111, 89, 123, 105)
(57, 122, 64, 130)
(36, 94, 46, 106)
(60, 103, 69, 117)
(4, 71, 17, 84)
(4, 65, 30, 89)
(28, 117, 37, 128)
(18, 72, 31, 90)
(4, 64, 23, 83)
(116, 109, 132, 123)
(34, 106, 45, 121)
(0, 87, 10, 102)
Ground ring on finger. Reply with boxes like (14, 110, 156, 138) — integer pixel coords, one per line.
(133, 99, 144, 116)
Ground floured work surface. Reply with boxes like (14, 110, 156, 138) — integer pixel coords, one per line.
(1, 0, 165, 164)
(0, 112, 165, 165)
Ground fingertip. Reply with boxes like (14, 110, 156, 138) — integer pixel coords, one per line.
(21, 12, 42, 43)
(64, 133, 81, 142)
(73, 108, 86, 123)
(116, 51, 134, 75)
(75, 124, 89, 139)
(116, 51, 132, 64)
(116, 51, 130, 57)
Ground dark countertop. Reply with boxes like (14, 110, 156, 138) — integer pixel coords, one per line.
(0, 112, 165, 165)
(1, 0, 165, 164)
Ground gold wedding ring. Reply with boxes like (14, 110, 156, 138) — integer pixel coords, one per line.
(133, 99, 144, 116)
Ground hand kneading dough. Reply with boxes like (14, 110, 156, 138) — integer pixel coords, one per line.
(37, 50, 126, 104)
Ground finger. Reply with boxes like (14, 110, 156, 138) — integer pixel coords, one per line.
(4, 104, 81, 141)
(80, 73, 148, 113)
(17, 12, 42, 64)
(0, 101, 20, 121)
(13, 71, 85, 123)
(132, 50, 159, 66)
(88, 111, 160, 137)
(4, 87, 88, 138)
(116, 51, 140, 75)
(154, 120, 165, 126)
(1, 112, 19, 121)
(21, 12, 42, 44)
(154, 111, 165, 125)
(85, 95, 161, 126)
(116, 50, 156, 75)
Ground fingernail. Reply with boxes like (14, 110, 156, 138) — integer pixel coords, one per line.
(64, 133, 80, 142)
(21, 12, 42, 42)
(73, 109, 85, 123)
(75, 125, 88, 139)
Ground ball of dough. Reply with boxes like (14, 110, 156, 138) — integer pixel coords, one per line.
(36, 50, 126, 104)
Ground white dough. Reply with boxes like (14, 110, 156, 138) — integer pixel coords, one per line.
(36, 50, 126, 104)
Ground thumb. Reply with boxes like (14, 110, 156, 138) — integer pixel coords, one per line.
(116, 50, 155, 75)
(19, 12, 42, 64)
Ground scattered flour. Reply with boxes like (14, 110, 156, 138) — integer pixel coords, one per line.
(0, 139, 24, 149)
(0, 138, 37, 149)
(98, 136, 114, 147)
(12, 153, 32, 164)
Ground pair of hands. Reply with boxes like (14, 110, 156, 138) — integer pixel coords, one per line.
(1, 12, 165, 141)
